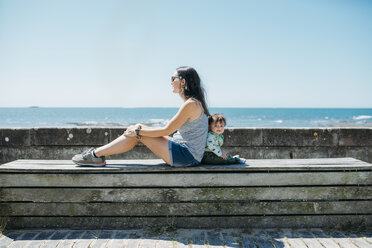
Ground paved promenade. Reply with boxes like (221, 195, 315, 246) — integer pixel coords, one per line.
(0, 228, 371, 248)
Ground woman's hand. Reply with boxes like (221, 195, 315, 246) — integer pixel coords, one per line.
(124, 124, 142, 137)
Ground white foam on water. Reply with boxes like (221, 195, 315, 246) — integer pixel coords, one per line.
(79, 121, 99, 126)
(352, 115, 372, 120)
(145, 119, 169, 127)
(273, 120, 283, 123)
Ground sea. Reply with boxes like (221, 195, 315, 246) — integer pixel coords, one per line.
(0, 107, 372, 128)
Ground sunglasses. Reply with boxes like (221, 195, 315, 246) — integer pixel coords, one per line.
(171, 76, 182, 82)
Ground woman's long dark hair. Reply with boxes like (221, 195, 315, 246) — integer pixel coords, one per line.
(176, 66, 210, 116)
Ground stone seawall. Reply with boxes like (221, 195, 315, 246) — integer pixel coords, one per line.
(1, 127, 371, 164)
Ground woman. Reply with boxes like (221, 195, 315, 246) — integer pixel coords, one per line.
(72, 66, 210, 167)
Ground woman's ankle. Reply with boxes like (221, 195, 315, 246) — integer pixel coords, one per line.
(94, 148, 104, 157)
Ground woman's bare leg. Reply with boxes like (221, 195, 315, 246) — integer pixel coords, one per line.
(140, 136, 171, 164)
(94, 135, 171, 165)
(94, 135, 139, 157)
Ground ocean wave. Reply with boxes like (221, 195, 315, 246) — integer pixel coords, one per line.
(68, 118, 170, 127)
(324, 121, 372, 127)
(273, 120, 283, 123)
(143, 119, 169, 127)
(67, 121, 126, 126)
(352, 115, 372, 120)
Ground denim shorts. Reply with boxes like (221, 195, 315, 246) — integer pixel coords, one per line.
(168, 140, 200, 167)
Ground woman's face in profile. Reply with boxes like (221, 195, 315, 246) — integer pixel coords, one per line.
(171, 72, 183, 94)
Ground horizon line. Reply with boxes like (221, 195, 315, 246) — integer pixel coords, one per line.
(1, 106, 372, 109)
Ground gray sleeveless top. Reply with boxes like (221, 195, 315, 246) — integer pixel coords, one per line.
(171, 98, 208, 162)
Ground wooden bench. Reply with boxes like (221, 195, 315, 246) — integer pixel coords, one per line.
(0, 158, 371, 229)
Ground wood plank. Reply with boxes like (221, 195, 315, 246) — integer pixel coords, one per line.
(2, 186, 370, 202)
(4, 215, 372, 229)
(0, 158, 371, 172)
(1, 201, 371, 216)
(0, 171, 370, 187)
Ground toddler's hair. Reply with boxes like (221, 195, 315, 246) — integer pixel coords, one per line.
(208, 113, 226, 126)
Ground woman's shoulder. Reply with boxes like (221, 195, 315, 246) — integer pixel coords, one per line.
(184, 98, 202, 109)
(181, 98, 204, 121)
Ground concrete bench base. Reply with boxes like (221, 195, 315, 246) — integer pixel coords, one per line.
(0, 158, 371, 229)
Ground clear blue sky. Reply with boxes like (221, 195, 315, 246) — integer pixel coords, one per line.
(0, 0, 371, 108)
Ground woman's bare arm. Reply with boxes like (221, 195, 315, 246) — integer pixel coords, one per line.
(125, 100, 201, 138)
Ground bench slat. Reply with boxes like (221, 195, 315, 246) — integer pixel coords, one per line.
(1, 187, 371, 202)
(0, 158, 371, 172)
(0, 171, 370, 187)
(3, 215, 372, 229)
(1, 201, 371, 216)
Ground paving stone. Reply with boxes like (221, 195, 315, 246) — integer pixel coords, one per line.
(123, 231, 143, 248)
(295, 229, 324, 248)
(172, 238, 191, 248)
(26, 230, 56, 248)
(264, 229, 290, 248)
(155, 237, 174, 248)
(241, 234, 257, 248)
(362, 232, 372, 244)
(308, 228, 340, 248)
(221, 230, 241, 248)
(0, 228, 368, 248)
(205, 230, 223, 248)
(190, 230, 207, 248)
(251, 229, 274, 248)
(73, 230, 98, 248)
(0, 230, 25, 247)
(42, 230, 70, 248)
(329, 230, 359, 248)
(7, 231, 39, 248)
(281, 228, 307, 248)
(90, 230, 113, 248)
(168, 232, 189, 248)
(108, 230, 129, 248)
(175, 229, 197, 248)
(136, 231, 161, 248)
(58, 230, 85, 248)
(348, 234, 372, 248)
(138, 237, 157, 248)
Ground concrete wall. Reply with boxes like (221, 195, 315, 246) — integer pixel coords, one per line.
(1, 127, 372, 164)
